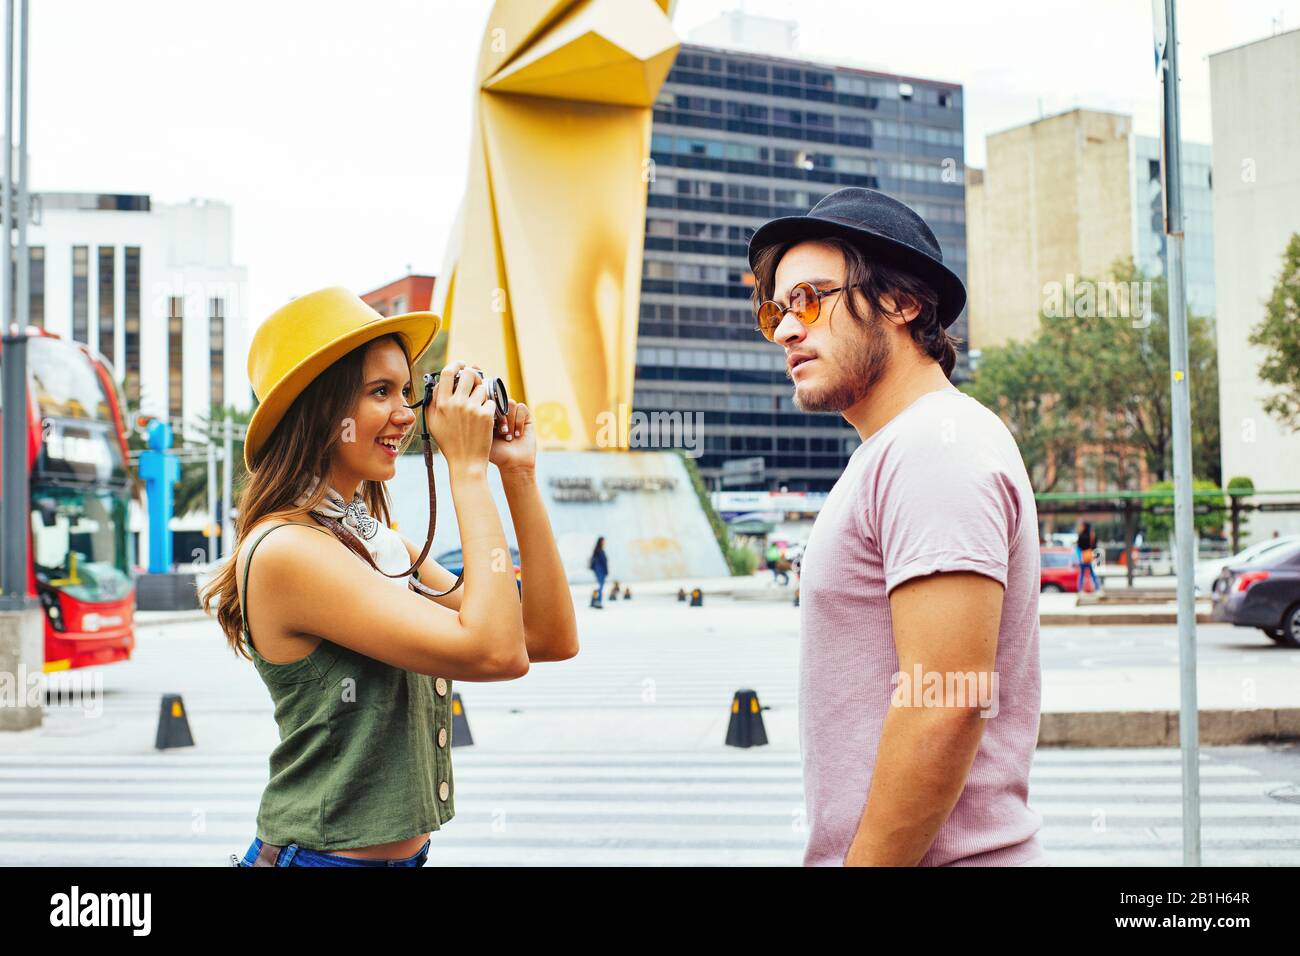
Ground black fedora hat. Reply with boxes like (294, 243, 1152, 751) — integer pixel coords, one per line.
(747, 186, 966, 328)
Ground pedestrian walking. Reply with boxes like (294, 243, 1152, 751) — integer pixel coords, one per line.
(765, 540, 789, 585)
(198, 287, 578, 867)
(589, 537, 609, 608)
(748, 187, 1044, 866)
(1076, 520, 1102, 593)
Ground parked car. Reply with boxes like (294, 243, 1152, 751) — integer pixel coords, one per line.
(1195, 535, 1300, 595)
(1210, 541, 1300, 647)
(433, 547, 522, 593)
(1040, 546, 1094, 593)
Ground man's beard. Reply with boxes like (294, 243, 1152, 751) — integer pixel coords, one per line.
(790, 315, 891, 413)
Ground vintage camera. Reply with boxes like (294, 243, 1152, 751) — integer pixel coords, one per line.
(424, 367, 509, 420)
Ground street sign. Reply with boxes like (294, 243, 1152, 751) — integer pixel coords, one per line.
(720, 456, 765, 487)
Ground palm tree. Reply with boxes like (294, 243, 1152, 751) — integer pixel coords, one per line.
(171, 404, 251, 520)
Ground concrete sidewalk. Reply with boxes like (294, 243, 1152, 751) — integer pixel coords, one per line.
(583, 572, 1213, 626)
(142, 572, 1214, 627)
(130, 591, 1299, 750)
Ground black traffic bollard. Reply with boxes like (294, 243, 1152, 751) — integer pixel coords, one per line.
(725, 689, 768, 748)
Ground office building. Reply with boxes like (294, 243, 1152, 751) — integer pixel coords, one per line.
(966, 109, 1215, 349)
(27, 193, 251, 436)
(1210, 28, 1300, 537)
(362, 273, 436, 316)
(1132, 135, 1215, 317)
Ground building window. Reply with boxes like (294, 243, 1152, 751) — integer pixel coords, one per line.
(124, 247, 140, 406)
(97, 246, 116, 365)
(209, 296, 224, 412)
(72, 246, 89, 343)
(391, 295, 406, 315)
(168, 296, 184, 431)
(29, 246, 44, 329)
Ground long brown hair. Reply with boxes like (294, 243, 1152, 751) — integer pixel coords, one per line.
(750, 237, 960, 378)
(199, 333, 416, 659)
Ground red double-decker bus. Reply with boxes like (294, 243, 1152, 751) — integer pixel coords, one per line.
(1, 328, 136, 671)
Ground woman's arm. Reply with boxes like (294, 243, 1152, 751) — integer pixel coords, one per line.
(501, 467, 579, 662)
(399, 535, 464, 613)
(398, 470, 577, 662)
(482, 398, 578, 662)
(252, 512, 526, 681)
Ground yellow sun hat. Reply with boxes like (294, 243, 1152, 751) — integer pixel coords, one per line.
(244, 286, 440, 471)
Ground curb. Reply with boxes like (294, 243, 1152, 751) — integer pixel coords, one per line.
(134, 611, 211, 627)
(1040, 612, 1215, 626)
(140, 604, 1215, 627)
(1039, 708, 1300, 747)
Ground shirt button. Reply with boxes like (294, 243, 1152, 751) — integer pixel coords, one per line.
(437, 727, 448, 748)
(435, 677, 448, 696)
(439, 781, 450, 801)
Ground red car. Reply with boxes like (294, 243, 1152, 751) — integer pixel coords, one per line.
(1040, 546, 1095, 593)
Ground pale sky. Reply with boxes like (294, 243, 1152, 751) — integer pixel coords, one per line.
(28, 0, 1299, 328)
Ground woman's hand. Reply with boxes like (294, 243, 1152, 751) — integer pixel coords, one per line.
(488, 399, 536, 476)
(425, 361, 495, 474)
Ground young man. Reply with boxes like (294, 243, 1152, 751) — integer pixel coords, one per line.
(748, 187, 1044, 866)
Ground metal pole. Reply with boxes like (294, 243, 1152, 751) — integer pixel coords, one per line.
(1159, 0, 1201, 866)
(221, 414, 233, 559)
(0, 0, 11, 333)
(13, 0, 23, 330)
(0, 0, 27, 610)
(206, 435, 217, 565)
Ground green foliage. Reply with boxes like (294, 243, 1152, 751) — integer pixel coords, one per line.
(1226, 475, 1254, 494)
(1142, 479, 1226, 542)
(961, 338, 1074, 491)
(678, 451, 744, 575)
(965, 259, 1221, 490)
(1248, 233, 1300, 431)
(1225, 475, 1255, 540)
(171, 404, 251, 519)
(727, 542, 758, 576)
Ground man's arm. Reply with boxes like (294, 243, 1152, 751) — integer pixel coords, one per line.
(843, 570, 1003, 866)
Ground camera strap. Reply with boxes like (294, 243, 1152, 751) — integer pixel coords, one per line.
(308, 375, 464, 600)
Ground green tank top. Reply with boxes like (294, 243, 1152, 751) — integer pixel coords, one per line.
(239, 522, 455, 850)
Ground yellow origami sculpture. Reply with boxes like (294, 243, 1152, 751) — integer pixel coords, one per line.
(435, 0, 679, 450)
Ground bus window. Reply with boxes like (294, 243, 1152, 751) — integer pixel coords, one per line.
(30, 487, 132, 603)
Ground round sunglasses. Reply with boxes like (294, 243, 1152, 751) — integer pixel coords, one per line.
(755, 281, 846, 342)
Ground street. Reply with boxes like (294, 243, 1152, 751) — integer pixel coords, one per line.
(1, 595, 1298, 866)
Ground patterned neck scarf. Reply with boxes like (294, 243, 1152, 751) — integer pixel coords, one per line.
(294, 475, 412, 579)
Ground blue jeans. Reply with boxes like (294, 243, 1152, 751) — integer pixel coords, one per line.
(233, 836, 430, 867)
(594, 572, 606, 604)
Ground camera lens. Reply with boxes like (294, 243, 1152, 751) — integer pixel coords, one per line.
(489, 378, 509, 417)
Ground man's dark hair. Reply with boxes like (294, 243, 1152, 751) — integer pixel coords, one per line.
(750, 237, 961, 378)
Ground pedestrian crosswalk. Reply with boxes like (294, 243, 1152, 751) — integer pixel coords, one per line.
(0, 747, 1296, 866)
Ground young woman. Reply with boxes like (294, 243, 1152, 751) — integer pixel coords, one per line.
(1075, 519, 1102, 594)
(200, 287, 578, 867)
(589, 536, 608, 608)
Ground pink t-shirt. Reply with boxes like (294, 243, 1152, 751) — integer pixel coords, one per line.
(798, 386, 1044, 866)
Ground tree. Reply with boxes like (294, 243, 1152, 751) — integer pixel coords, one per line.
(961, 338, 1077, 491)
(966, 260, 1221, 494)
(1248, 232, 1300, 431)
(1225, 475, 1255, 552)
(171, 405, 251, 520)
(1033, 259, 1221, 487)
(1142, 479, 1226, 543)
